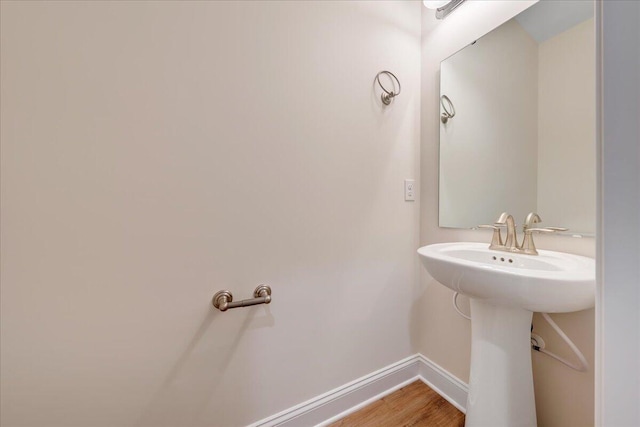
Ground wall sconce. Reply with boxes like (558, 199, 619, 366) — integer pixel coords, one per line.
(423, 0, 467, 19)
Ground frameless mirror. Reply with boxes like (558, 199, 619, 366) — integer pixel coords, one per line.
(438, 1, 595, 235)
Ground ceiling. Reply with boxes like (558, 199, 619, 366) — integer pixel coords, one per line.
(515, 0, 594, 43)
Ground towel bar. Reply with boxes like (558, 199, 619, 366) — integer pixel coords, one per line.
(212, 285, 271, 312)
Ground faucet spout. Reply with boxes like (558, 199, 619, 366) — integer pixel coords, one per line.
(524, 212, 542, 230)
(495, 212, 518, 250)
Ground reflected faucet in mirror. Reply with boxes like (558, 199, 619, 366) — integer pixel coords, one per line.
(479, 212, 568, 255)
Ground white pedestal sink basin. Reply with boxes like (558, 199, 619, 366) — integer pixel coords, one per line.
(417, 242, 595, 427)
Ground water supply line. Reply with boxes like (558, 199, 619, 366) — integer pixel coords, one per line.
(452, 292, 588, 372)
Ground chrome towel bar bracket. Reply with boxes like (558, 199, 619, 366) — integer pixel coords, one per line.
(212, 285, 272, 312)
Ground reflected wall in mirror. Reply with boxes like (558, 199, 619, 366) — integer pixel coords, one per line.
(439, 1, 595, 235)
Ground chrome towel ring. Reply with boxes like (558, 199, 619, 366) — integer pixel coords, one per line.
(375, 71, 401, 105)
(440, 94, 456, 123)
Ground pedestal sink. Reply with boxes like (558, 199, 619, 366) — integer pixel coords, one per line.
(417, 242, 595, 427)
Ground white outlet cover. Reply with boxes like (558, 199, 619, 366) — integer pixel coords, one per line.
(404, 179, 415, 201)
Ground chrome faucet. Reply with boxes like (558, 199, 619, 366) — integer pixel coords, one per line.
(495, 212, 518, 251)
(478, 212, 517, 251)
(479, 212, 567, 255)
(520, 212, 547, 255)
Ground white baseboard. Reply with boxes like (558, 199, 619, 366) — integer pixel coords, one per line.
(247, 354, 468, 427)
(416, 354, 468, 414)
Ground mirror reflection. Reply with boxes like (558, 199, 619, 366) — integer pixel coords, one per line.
(439, 1, 595, 235)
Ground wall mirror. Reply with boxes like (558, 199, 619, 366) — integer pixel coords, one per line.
(438, 1, 595, 235)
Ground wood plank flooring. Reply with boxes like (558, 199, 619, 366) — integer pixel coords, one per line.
(329, 381, 465, 427)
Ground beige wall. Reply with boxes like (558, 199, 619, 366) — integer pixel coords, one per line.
(440, 19, 538, 229)
(538, 18, 596, 235)
(419, 1, 595, 426)
(0, 2, 421, 426)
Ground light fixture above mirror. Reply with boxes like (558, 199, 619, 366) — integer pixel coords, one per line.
(423, 0, 467, 20)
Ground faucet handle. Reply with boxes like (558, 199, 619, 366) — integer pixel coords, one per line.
(524, 227, 555, 235)
(521, 227, 569, 255)
(544, 227, 569, 232)
(478, 224, 503, 249)
(525, 227, 568, 234)
(478, 224, 501, 230)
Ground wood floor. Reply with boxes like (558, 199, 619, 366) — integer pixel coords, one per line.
(329, 381, 465, 427)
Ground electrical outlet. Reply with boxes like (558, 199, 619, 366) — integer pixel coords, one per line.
(404, 179, 415, 201)
(531, 333, 546, 349)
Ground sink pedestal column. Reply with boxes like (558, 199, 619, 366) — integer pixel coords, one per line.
(466, 299, 536, 427)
